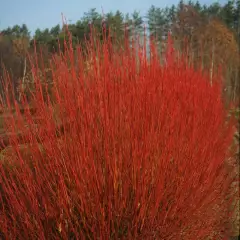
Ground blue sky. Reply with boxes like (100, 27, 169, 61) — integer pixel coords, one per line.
(0, 0, 223, 35)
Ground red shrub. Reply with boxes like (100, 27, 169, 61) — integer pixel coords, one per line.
(0, 28, 238, 239)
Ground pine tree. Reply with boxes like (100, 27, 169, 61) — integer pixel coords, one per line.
(221, 0, 236, 29)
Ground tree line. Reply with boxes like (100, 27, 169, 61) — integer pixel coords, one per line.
(0, 0, 239, 104)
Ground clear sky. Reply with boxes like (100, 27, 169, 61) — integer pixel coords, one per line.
(0, 0, 223, 35)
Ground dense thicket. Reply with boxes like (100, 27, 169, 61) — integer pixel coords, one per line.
(0, 0, 239, 104)
(0, 24, 238, 240)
